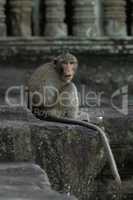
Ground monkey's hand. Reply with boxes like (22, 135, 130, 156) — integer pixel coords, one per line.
(78, 111, 90, 122)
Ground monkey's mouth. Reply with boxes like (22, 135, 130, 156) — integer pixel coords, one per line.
(64, 75, 72, 79)
(62, 75, 73, 82)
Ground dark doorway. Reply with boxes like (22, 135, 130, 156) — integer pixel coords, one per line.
(126, 0, 132, 35)
(65, 0, 73, 35)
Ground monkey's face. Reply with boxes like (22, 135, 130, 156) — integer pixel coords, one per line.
(61, 61, 76, 83)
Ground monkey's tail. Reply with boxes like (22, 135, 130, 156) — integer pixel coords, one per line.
(44, 116, 121, 186)
(93, 124, 121, 186)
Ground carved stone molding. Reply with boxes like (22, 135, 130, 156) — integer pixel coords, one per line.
(72, 0, 97, 37)
(9, 0, 32, 36)
(44, 0, 67, 37)
(103, 0, 127, 37)
(0, 0, 6, 36)
(0, 38, 133, 57)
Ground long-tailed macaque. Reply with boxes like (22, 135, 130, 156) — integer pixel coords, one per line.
(28, 53, 79, 119)
(27, 53, 121, 186)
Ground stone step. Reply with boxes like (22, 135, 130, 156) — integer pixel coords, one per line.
(0, 162, 76, 200)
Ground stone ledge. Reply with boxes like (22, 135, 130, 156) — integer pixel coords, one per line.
(1, 106, 133, 199)
(0, 106, 104, 199)
(0, 162, 76, 200)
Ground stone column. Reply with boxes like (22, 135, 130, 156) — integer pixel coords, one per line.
(72, 0, 98, 37)
(103, 0, 127, 37)
(44, 0, 67, 37)
(9, 0, 32, 36)
(0, 0, 6, 36)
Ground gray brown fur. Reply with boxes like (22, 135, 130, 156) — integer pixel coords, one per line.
(28, 61, 79, 119)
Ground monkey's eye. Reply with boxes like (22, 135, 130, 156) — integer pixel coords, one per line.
(62, 61, 75, 65)
(70, 61, 75, 64)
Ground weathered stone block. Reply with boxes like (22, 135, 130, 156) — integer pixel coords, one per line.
(0, 106, 105, 199)
(0, 162, 76, 200)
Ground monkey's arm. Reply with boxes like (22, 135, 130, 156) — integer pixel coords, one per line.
(59, 82, 79, 119)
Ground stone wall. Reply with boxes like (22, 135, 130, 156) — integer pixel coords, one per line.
(0, 37, 133, 110)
